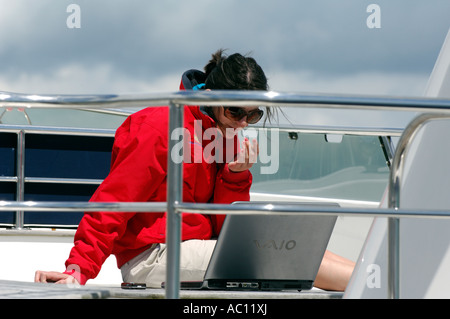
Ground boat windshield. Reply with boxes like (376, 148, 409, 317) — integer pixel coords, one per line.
(247, 129, 390, 204)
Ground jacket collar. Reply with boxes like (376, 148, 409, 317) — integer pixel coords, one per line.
(187, 105, 216, 129)
(180, 69, 216, 129)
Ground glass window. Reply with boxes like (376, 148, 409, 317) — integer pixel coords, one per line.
(247, 129, 390, 203)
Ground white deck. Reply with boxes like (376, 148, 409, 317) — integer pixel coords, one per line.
(0, 279, 342, 299)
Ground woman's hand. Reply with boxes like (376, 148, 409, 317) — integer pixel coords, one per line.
(34, 270, 79, 285)
(228, 138, 259, 172)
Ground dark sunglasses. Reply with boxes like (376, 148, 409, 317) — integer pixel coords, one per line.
(223, 107, 264, 124)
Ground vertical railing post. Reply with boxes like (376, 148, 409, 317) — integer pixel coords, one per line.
(388, 217, 400, 299)
(14, 130, 26, 230)
(388, 157, 402, 299)
(165, 102, 184, 299)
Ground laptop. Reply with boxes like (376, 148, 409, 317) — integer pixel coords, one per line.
(174, 202, 338, 291)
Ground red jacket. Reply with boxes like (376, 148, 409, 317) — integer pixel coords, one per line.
(64, 104, 252, 284)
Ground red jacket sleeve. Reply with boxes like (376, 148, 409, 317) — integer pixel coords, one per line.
(210, 163, 252, 236)
(64, 112, 169, 284)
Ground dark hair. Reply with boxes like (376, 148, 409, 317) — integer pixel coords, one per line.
(204, 49, 268, 91)
(203, 49, 276, 124)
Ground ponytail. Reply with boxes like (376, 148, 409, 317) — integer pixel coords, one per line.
(204, 49, 226, 78)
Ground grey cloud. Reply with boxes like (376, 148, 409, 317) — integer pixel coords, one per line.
(0, 0, 449, 95)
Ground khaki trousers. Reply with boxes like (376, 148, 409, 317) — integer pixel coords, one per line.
(120, 239, 216, 288)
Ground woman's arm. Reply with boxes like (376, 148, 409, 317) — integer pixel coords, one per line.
(210, 138, 258, 235)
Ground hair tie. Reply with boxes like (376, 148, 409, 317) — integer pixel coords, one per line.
(192, 83, 205, 90)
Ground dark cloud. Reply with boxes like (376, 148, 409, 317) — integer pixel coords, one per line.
(0, 0, 449, 95)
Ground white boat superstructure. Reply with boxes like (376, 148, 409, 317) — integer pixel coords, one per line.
(345, 28, 450, 299)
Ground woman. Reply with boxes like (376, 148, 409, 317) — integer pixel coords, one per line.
(35, 49, 353, 291)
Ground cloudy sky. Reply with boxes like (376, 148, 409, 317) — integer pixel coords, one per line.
(0, 0, 449, 102)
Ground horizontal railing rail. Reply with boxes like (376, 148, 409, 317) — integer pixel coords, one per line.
(2, 200, 450, 218)
(0, 121, 403, 137)
(1, 90, 450, 299)
(0, 124, 116, 136)
(2, 90, 450, 112)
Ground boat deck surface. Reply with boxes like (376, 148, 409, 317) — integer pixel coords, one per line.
(0, 280, 343, 299)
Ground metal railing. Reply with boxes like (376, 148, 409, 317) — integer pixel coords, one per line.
(0, 125, 116, 229)
(1, 90, 450, 299)
(386, 112, 450, 299)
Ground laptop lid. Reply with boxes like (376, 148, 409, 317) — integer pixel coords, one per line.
(201, 202, 338, 290)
